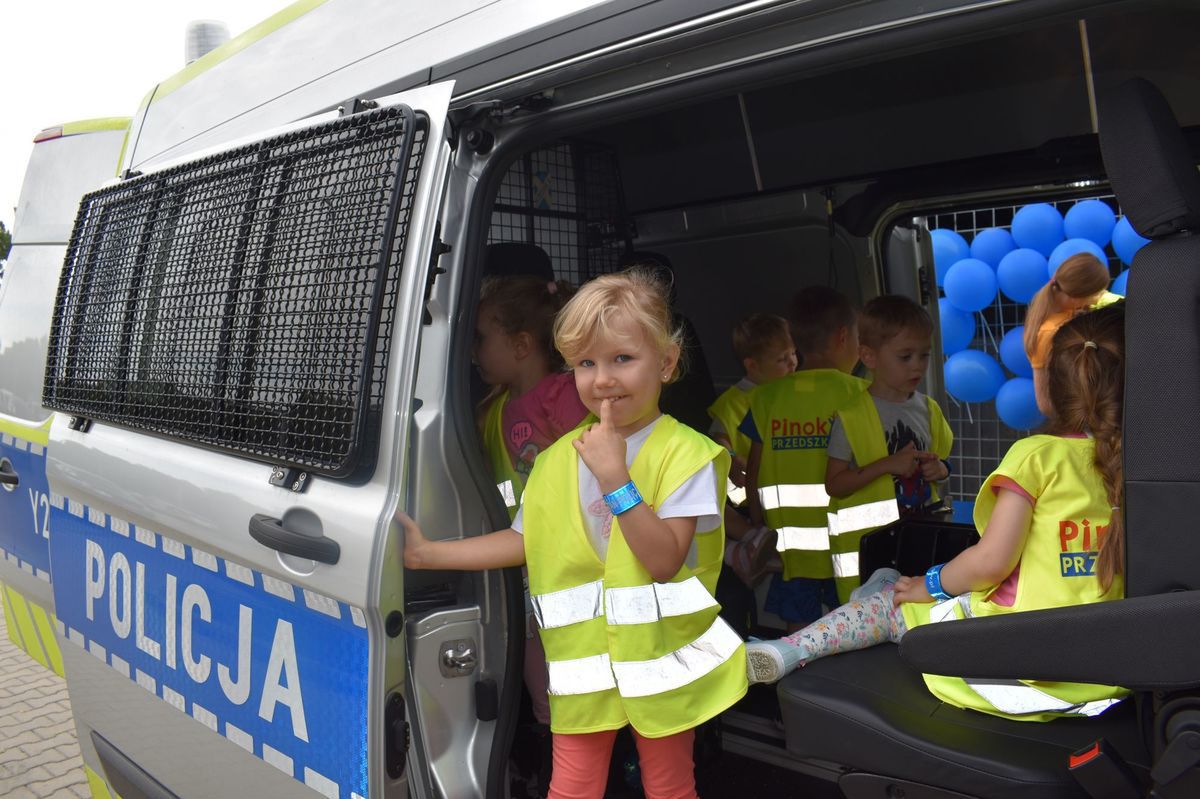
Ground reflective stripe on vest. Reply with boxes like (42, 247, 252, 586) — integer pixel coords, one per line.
(832, 551, 859, 578)
(606, 576, 718, 626)
(497, 479, 517, 509)
(830, 498, 899, 536)
(532, 580, 604, 630)
(927, 596, 1122, 717)
(547, 653, 617, 696)
(759, 483, 829, 511)
(610, 616, 743, 698)
(775, 526, 830, 552)
(726, 477, 747, 507)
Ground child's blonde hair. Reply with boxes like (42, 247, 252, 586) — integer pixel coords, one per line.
(553, 268, 686, 382)
(1022, 253, 1111, 355)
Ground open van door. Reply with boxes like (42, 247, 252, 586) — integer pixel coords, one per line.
(43, 82, 452, 799)
(0, 119, 129, 676)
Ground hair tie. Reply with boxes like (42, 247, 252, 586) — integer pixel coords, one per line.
(546, 281, 558, 295)
(1050, 280, 1061, 290)
(1111, 505, 1121, 511)
(1083, 340, 1098, 349)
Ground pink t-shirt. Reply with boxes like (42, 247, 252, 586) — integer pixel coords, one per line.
(502, 371, 590, 479)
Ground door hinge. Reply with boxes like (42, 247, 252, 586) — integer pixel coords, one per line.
(384, 692, 410, 779)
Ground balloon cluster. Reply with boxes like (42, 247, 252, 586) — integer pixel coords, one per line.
(935, 200, 1148, 430)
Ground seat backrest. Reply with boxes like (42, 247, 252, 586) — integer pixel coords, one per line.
(484, 242, 555, 281)
(1098, 78, 1200, 597)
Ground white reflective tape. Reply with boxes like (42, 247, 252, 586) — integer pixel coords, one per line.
(68, 628, 85, 647)
(225, 562, 255, 586)
(604, 577, 718, 626)
(109, 517, 130, 537)
(303, 767, 339, 799)
(190, 548, 218, 572)
(20, 561, 33, 575)
(830, 498, 899, 536)
(349, 606, 367, 628)
(611, 616, 743, 698)
(135, 669, 157, 695)
(726, 478, 747, 506)
(758, 483, 829, 511)
(192, 702, 218, 732)
(160, 536, 185, 559)
(832, 551, 859, 579)
(225, 723, 253, 752)
(263, 744, 294, 776)
(30, 443, 45, 457)
(88, 640, 107, 663)
(774, 526, 830, 552)
(50, 493, 65, 510)
(262, 574, 296, 602)
(497, 480, 517, 509)
(109, 653, 129, 678)
(88, 507, 107, 527)
(531, 580, 603, 630)
(303, 589, 341, 619)
(546, 652, 617, 696)
(35, 568, 50, 583)
(68, 499, 84, 518)
(162, 685, 186, 713)
(0, 433, 10, 446)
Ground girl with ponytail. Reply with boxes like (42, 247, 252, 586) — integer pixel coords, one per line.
(1024, 252, 1121, 414)
(746, 302, 1128, 722)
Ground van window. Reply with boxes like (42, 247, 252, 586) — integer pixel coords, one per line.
(43, 106, 428, 477)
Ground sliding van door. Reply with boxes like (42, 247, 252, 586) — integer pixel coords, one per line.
(43, 83, 452, 799)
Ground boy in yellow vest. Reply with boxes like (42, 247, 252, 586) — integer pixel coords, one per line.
(824, 295, 953, 602)
(741, 287, 866, 631)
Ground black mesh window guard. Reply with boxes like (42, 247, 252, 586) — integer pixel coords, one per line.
(44, 105, 428, 478)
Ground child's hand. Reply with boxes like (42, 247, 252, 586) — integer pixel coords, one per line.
(729, 454, 748, 488)
(883, 442, 923, 478)
(892, 575, 935, 606)
(919, 454, 948, 482)
(397, 512, 429, 569)
(573, 398, 630, 491)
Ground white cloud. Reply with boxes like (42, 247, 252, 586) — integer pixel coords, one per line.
(2, 1, 289, 232)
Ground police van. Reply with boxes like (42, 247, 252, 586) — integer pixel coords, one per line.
(1, 0, 1199, 797)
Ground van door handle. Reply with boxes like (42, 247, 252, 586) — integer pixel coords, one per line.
(248, 513, 340, 564)
(0, 459, 18, 487)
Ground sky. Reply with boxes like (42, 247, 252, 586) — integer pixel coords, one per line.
(3, 1, 292, 234)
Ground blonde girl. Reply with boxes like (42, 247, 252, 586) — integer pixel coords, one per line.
(746, 303, 1128, 722)
(403, 268, 747, 799)
(1023, 252, 1121, 414)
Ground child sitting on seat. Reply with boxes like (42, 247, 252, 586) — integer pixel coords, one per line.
(746, 302, 1129, 723)
(823, 296, 953, 602)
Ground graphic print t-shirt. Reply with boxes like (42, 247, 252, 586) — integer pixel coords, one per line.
(827, 392, 934, 512)
(502, 371, 590, 479)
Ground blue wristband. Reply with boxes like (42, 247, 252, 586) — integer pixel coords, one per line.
(925, 563, 953, 601)
(603, 480, 643, 516)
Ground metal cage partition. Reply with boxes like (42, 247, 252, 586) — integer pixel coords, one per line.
(43, 105, 428, 478)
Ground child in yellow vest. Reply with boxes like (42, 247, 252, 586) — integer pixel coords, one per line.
(823, 296, 953, 602)
(402, 268, 746, 799)
(474, 275, 589, 753)
(1024, 252, 1123, 415)
(741, 286, 866, 631)
(745, 302, 1128, 723)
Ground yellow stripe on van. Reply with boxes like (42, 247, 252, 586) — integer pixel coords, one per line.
(61, 117, 132, 136)
(86, 764, 123, 799)
(4, 584, 50, 670)
(0, 416, 52, 446)
(153, 0, 330, 102)
(1, 582, 28, 652)
(29, 601, 65, 677)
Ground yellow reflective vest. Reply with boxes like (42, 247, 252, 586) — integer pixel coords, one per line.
(827, 391, 952, 602)
(707, 381, 755, 505)
(902, 435, 1128, 721)
(481, 392, 523, 521)
(522, 415, 746, 737)
(749, 370, 868, 581)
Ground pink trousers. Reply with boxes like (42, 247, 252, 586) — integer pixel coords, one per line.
(548, 727, 697, 799)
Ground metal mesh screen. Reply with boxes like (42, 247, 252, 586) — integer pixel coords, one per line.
(487, 140, 629, 285)
(922, 193, 1121, 502)
(43, 105, 427, 477)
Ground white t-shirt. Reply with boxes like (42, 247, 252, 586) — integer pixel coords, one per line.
(512, 416, 721, 560)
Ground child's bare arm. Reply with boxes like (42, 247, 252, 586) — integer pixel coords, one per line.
(824, 443, 925, 498)
(398, 513, 526, 571)
(615, 506, 699, 582)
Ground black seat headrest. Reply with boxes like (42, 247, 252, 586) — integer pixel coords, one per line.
(484, 242, 554, 281)
(1098, 78, 1200, 238)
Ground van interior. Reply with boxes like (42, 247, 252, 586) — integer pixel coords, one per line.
(413, 2, 1200, 796)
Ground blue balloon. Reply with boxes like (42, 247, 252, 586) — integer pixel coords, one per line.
(944, 350, 1006, 403)
(944, 258, 998, 312)
(996, 248, 1049, 303)
(1112, 269, 1130, 296)
(999, 326, 1032, 378)
(939, 298, 975, 355)
(969, 227, 1016, 269)
(931, 229, 970, 287)
(996, 377, 1046, 431)
(1112, 216, 1151, 265)
(1063, 200, 1117, 248)
(1047, 238, 1109, 280)
(1011, 203, 1064, 257)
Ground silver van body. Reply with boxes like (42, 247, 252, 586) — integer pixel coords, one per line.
(8, 1, 1200, 798)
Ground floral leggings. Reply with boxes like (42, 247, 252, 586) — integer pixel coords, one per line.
(780, 590, 909, 663)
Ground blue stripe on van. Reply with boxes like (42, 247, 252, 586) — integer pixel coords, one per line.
(0, 432, 53, 584)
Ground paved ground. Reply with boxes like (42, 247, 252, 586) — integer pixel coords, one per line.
(0, 601, 90, 799)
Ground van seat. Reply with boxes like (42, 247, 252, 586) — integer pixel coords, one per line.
(776, 645, 1150, 799)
